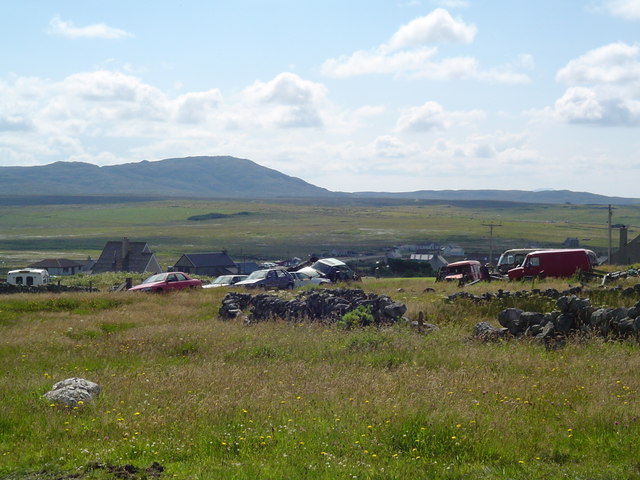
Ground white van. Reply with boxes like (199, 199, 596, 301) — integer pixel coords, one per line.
(496, 249, 552, 274)
(6, 268, 50, 286)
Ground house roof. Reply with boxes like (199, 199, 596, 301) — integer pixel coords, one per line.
(177, 252, 236, 268)
(92, 240, 158, 273)
(28, 258, 84, 269)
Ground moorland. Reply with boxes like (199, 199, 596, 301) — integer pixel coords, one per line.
(0, 196, 635, 270)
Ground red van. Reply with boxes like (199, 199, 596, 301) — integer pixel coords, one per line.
(507, 249, 597, 280)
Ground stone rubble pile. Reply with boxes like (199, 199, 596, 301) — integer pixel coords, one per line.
(0, 283, 98, 294)
(473, 293, 640, 346)
(219, 288, 407, 325)
(447, 286, 584, 304)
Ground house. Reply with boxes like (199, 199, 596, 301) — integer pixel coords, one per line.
(409, 253, 449, 271)
(563, 237, 580, 248)
(28, 258, 84, 276)
(612, 226, 640, 265)
(442, 244, 465, 257)
(92, 238, 162, 274)
(172, 251, 238, 276)
(236, 261, 261, 275)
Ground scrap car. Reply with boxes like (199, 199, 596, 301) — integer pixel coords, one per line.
(437, 260, 483, 285)
(296, 257, 358, 282)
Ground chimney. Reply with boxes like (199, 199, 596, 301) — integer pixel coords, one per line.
(122, 237, 130, 261)
(620, 226, 628, 265)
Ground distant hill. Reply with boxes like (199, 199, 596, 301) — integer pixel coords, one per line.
(351, 189, 640, 205)
(0, 156, 335, 198)
(1, 156, 638, 205)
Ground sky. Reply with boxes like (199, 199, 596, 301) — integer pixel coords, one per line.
(2, 1, 640, 196)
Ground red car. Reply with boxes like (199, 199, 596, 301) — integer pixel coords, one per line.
(438, 260, 483, 283)
(128, 272, 202, 292)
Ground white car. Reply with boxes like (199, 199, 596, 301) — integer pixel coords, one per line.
(202, 274, 248, 288)
(291, 271, 330, 288)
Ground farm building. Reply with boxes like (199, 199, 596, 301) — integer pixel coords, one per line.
(92, 238, 162, 274)
(172, 251, 238, 276)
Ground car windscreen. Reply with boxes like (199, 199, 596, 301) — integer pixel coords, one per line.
(246, 270, 268, 280)
(142, 274, 166, 284)
(213, 276, 232, 283)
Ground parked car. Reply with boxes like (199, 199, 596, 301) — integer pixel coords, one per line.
(128, 272, 202, 292)
(291, 271, 331, 288)
(507, 249, 597, 280)
(437, 260, 483, 284)
(202, 274, 248, 289)
(234, 268, 295, 290)
(297, 258, 357, 282)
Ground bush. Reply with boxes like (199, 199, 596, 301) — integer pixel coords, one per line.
(338, 305, 374, 329)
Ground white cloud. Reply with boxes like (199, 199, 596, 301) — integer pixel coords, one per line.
(321, 48, 437, 77)
(47, 16, 133, 39)
(554, 42, 640, 125)
(40, 71, 169, 131)
(322, 9, 528, 84)
(592, 0, 640, 20)
(554, 87, 640, 125)
(242, 73, 327, 128)
(0, 69, 344, 171)
(556, 42, 640, 85)
(372, 135, 419, 158)
(396, 101, 485, 132)
(244, 72, 327, 106)
(384, 8, 476, 52)
(174, 90, 223, 124)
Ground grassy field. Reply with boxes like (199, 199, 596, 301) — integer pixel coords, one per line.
(3, 276, 640, 479)
(0, 198, 635, 269)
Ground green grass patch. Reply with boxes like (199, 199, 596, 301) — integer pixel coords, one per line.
(3, 278, 640, 478)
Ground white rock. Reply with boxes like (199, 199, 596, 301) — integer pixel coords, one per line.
(43, 377, 101, 406)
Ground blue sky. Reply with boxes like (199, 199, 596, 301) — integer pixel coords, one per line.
(2, 1, 640, 196)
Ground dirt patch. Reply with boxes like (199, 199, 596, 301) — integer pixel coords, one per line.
(1, 462, 164, 480)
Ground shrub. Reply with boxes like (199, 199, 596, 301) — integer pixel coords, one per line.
(338, 305, 374, 329)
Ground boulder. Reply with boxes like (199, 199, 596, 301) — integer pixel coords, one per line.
(43, 377, 100, 407)
(472, 322, 508, 342)
(498, 308, 524, 335)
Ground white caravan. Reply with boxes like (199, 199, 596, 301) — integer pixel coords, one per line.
(6, 268, 50, 286)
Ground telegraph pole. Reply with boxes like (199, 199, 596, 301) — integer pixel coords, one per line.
(608, 204, 612, 265)
(482, 223, 502, 265)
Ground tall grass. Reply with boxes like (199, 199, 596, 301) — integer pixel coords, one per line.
(2, 278, 640, 478)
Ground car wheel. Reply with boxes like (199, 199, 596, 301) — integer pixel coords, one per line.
(286, 283, 294, 290)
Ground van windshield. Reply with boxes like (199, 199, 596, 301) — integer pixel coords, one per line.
(310, 261, 335, 276)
